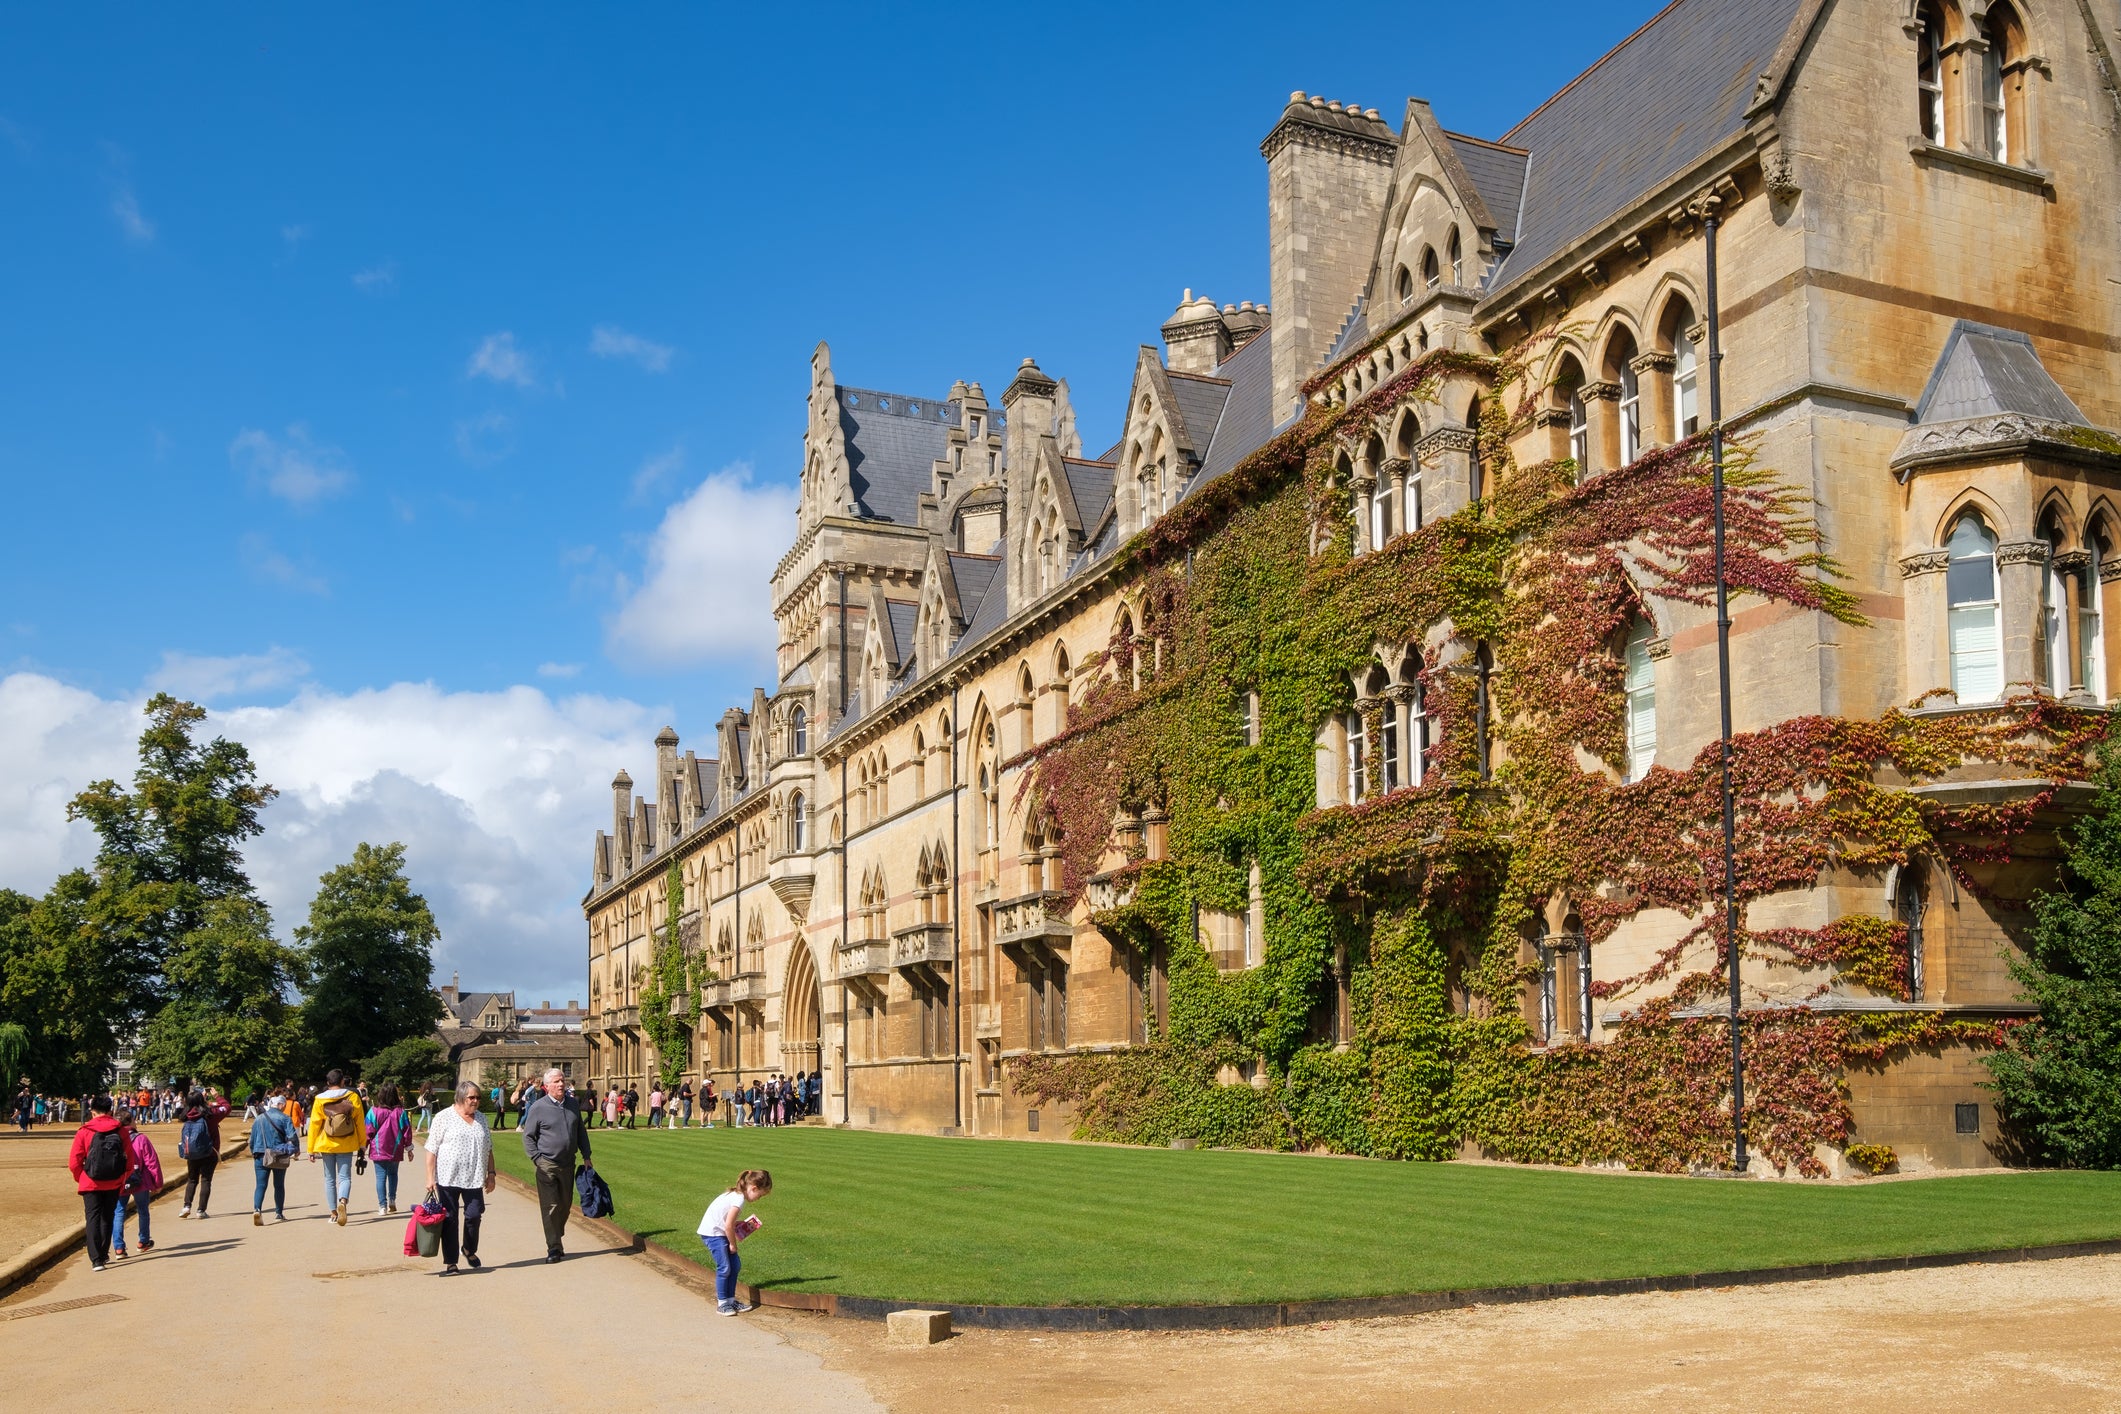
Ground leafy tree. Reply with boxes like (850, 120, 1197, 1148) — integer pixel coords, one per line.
(132, 897, 305, 1091)
(0, 877, 150, 1092)
(1985, 741, 2121, 1167)
(639, 858, 711, 1088)
(357, 1036, 455, 1095)
(0, 1021, 29, 1089)
(295, 842, 445, 1071)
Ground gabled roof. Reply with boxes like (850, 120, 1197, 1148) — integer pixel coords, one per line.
(1489, 0, 1807, 295)
(1443, 132, 1529, 249)
(1912, 321, 2090, 426)
(1061, 457, 1116, 529)
(886, 599, 921, 665)
(1166, 372, 1234, 454)
(1190, 325, 1277, 491)
(946, 551, 1001, 626)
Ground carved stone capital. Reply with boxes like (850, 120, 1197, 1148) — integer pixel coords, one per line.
(1997, 539, 2050, 567)
(2102, 559, 2121, 584)
(1414, 427, 1478, 461)
(1631, 351, 1676, 375)
(2053, 549, 2093, 574)
(1646, 635, 1673, 661)
(1533, 407, 1574, 431)
(1379, 457, 1412, 479)
(1899, 550, 1950, 578)
(1578, 380, 1622, 403)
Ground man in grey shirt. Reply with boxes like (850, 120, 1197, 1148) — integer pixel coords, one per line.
(520, 1067, 592, 1263)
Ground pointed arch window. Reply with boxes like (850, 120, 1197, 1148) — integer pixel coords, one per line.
(1617, 360, 1641, 465)
(1947, 513, 2002, 703)
(1623, 619, 1656, 782)
(1896, 867, 1927, 1001)
(1421, 246, 1440, 292)
(788, 792, 808, 853)
(1343, 711, 1368, 805)
(1367, 665, 1399, 791)
(1447, 228, 1463, 286)
(790, 705, 807, 755)
(2038, 514, 2070, 695)
(1979, 19, 2008, 160)
(2083, 529, 2108, 703)
(1672, 319, 1700, 437)
(1567, 389, 1588, 470)
(1396, 265, 1413, 304)
(1917, 4, 1946, 142)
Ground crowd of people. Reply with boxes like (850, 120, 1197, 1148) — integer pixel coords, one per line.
(47, 1063, 779, 1302)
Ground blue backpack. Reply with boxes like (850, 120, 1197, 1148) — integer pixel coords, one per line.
(179, 1115, 212, 1160)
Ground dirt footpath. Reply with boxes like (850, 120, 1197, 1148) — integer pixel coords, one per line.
(763, 1254, 2121, 1413)
(0, 1123, 193, 1266)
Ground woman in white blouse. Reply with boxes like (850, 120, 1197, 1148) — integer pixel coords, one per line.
(423, 1081, 496, 1275)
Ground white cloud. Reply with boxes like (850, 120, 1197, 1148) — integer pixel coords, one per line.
(590, 324, 675, 373)
(147, 647, 311, 701)
(240, 535, 329, 596)
(606, 464, 794, 669)
(352, 262, 396, 293)
(467, 331, 535, 387)
(0, 672, 661, 1001)
(629, 444, 684, 501)
(111, 185, 154, 243)
(454, 411, 513, 467)
(230, 424, 354, 506)
(537, 662, 582, 679)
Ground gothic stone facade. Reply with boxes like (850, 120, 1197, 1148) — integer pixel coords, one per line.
(582, 0, 2121, 1170)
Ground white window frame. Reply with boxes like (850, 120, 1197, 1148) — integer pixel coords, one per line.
(1980, 35, 2008, 161)
(1947, 515, 2003, 704)
(2084, 539, 2108, 703)
(1918, 12, 1945, 142)
(1673, 333, 1699, 437)
(1623, 621, 1656, 782)
(1567, 391, 1588, 469)
(1618, 362, 1640, 465)
(2042, 539, 2070, 695)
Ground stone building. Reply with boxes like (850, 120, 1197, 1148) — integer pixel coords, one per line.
(583, 0, 2121, 1172)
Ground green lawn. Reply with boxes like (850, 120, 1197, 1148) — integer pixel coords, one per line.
(492, 1125, 2121, 1307)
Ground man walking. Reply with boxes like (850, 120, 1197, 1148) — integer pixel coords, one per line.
(68, 1094, 134, 1272)
(519, 1067, 591, 1264)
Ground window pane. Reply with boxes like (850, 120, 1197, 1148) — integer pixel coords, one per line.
(1950, 604, 2003, 702)
(1946, 553, 1995, 606)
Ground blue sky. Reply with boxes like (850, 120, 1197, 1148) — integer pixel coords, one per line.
(0, 2, 1663, 997)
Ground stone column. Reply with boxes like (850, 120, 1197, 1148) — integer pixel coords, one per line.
(1899, 551, 1949, 702)
(1580, 381, 1621, 476)
(1998, 539, 2048, 692)
(1381, 457, 1413, 535)
(1415, 427, 1478, 521)
(1349, 464, 1377, 554)
(1534, 406, 1572, 464)
(1632, 352, 1676, 449)
(2056, 549, 2092, 696)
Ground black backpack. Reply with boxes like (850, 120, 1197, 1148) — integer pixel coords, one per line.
(83, 1126, 127, 1183)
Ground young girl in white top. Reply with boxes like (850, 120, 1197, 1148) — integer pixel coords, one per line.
(697, 1168, 771, 1315)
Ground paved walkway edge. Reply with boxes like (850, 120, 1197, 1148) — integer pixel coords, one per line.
(505, 1172, 2121, 1332)
(0, 1137, 249, 1301)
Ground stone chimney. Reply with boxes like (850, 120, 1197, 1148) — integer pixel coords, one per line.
(654, 726, 680, 843)
(1222, 301, 1270, 354)
(611, 769, 634, 873)
(1262, 93, 1397, 424)
(1161, 290, 1232, 375)
(1002, 356, 1059, 608)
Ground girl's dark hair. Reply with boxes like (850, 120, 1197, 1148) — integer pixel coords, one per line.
(324, 1068, 347, 1087)
(376, 1083, 401, 1108)
(186, 1089, 205, 1110)
(730, 1168, 773, 1194)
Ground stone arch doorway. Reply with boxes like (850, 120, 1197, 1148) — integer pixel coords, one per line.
(782, 942, 823, 1084)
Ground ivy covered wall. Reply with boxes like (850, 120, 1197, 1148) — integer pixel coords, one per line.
(1008, 349, 2104, 1176)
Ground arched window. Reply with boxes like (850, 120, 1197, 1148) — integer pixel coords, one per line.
(1447, 228, 1463, 285)
(1917, 3, 1946, 142)
(2084, 525, 2109, 703)
(1670, 308, 1700, 437)
(1475, 643, 1495, 780)
(1367, 438, 1392, 547)
(1398, 648, 1428, 788)
(1566, 387, 1588, 470)
(1367, 664, 1398, 791)
(979, 721, 1000, 850)
(1896, 867, 1927, 1001)
(1344, 710, 1368, 805)
(2038, 511, 2070, 695)
(911, 729, 927, 800)
(1607, 328, 1641, 466)
(1947, 513, 2002, 703)
(1623, 619, 1656, 782)
(788, 792, 807, 853)
(1421, 246, 1440, 291)
(1395, 265, 1413, 304)
(790, 705, 807, 756)
(1980, 5, 2022, 161)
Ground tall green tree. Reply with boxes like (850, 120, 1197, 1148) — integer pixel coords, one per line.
(296, 842, 445, 1071)
(132, 897, 305, 1091)
(1985, 740, 2121, 1168)
(0, 875, 155, 1093)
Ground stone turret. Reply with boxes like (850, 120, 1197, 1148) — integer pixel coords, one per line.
(1161, 290, 1233, 375)
(1002, 356, 1059, 608)
(611, 769, 634, 875)
(654, 726, 680, 845)
(1263, 92, 1397, 423)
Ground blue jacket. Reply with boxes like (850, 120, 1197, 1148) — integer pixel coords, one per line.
(250, 1107, 296, 1155)
(575, 1164, 614, 1219)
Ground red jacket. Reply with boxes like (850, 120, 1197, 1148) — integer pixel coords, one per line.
(69, 1116, 137, 1194)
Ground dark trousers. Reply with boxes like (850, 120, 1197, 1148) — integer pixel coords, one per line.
(183, 1156, 217, 1213)
(82, 1190, 119, 1266)
(533, 1158, 575, 1254)
(436, 1185, 484, 1266)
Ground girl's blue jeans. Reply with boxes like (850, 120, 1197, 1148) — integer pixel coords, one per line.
(253, 1157, 286, 1215)
(112, 1189, 149, 1248)
(703, 1234, 740, 1303)
(373, 1159, 400, 1208)
(320, 1152, 353, 1207)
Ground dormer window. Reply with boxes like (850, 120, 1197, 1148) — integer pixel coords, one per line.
(1448, 229, 1463, 285)
(1396, 266, 1413, 304)
(1421, 247, 1441, 292)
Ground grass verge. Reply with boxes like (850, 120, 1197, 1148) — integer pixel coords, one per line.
(493, 1125, 2121, 1307)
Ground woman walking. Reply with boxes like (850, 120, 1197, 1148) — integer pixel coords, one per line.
(250, 1088, 296, 1223)
(423, 1081, 496, 1276)
(365, 1083, 411, 1214)
(305, 1069, 368, 1226)
(415, 1082, 435, 1133)
(111, 1123, 162, 1257)
(175, 1089, 224, 1219)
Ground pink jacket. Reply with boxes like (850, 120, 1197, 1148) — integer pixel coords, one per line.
(127, 1132, 164, 1191)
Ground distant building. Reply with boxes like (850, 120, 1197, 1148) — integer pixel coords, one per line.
(433, 973, 518, 1064)
(434, 977, 586, 1089)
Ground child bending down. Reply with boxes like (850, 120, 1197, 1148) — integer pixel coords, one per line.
(697, 1167, 771, 1316)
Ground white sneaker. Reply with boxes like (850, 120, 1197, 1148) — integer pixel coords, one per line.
(177, 1206, 190, 1218)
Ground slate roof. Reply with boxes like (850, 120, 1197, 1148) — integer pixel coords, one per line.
(954, 553, 1013, 653)
(1444, 132, 1529, 250)
(946, 552, 1002, 624)
(836, 387, 1008, 524)
(1322, 295, 1370, 366)
(1490, 0, 1806, 295)
(885, 599, 921, 665)
(1062, 458, 1116, 527)
(1191, 326, 1278, 490)
(1166, 372, 1235, 460)
(1912, 321, 2090, 426)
